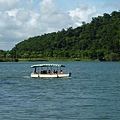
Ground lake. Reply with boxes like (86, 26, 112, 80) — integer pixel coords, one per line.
(0, 61, 120, 120)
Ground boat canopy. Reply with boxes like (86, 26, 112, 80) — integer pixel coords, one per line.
(31, 64, 65, 68)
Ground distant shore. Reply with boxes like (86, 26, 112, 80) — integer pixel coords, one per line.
(0, 58, 84, 62)
(0, 57, 119, 62)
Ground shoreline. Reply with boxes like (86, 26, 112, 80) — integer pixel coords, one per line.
(0, 58, 119, 62)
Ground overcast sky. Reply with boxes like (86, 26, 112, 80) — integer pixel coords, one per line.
(0, 0, 120, 50)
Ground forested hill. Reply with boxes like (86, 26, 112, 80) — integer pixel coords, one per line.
(11, 11, 120, 61)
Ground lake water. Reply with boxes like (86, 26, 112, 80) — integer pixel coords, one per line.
(0, 61, 120, 120)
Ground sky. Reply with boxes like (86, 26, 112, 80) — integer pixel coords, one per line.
(0, 0, 120, 50)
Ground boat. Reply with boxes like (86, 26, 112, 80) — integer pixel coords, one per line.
(31, 64, 71, 78)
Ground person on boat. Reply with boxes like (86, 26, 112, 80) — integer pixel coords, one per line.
(48, 70, 50, 74)
(52, 69, 55, 74)
(41, 71, 43, 74)
(55, 70, 57, 74)
(59, 70, 63, 74)
(34, 67, 37, 74)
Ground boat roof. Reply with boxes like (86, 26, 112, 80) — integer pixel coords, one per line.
(31, 64, 65, 68)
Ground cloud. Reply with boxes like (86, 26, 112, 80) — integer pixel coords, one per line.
(0, 0, 19, 11)
(39, 0, 58, 15)
(68, 3, 99, 26)
(0, 0, 99, 50)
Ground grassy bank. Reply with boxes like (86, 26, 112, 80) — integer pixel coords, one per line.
(18, 57, 94, 62)
(18, 57, 75, 62)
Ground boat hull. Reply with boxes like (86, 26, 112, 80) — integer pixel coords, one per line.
(31, 73, 71, 78)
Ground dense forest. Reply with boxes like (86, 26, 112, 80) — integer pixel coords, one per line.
(1, 11, 120, 61)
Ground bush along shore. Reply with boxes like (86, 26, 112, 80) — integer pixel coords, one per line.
(0, 58, 18, 62)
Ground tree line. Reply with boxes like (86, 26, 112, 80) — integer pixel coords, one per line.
(0, 11, 120, 61)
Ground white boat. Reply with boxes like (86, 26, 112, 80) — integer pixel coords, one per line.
(31, 64, 71, 78)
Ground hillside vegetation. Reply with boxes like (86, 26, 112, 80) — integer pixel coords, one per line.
(1, 11, 120, 61)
